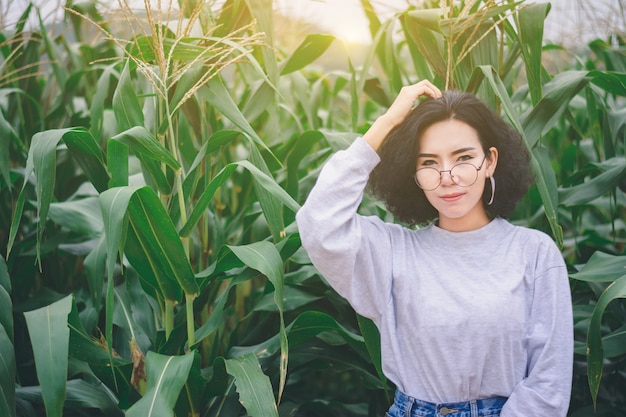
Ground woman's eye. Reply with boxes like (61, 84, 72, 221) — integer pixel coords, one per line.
(457, 155, 473, 162)
(420, 160, 436, 166)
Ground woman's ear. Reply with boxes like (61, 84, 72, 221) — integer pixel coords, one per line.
(487, 146, 498, 177)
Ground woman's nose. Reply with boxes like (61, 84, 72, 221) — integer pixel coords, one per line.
(439, 169, 455, 186)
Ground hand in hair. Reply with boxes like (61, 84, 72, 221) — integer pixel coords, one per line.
(363, 80, 442, 152)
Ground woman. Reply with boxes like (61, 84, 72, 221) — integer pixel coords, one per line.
(295, 81, 573, 417)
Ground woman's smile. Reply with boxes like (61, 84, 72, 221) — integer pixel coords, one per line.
(439, 192, 465, 203)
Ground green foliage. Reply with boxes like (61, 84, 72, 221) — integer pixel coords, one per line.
(23, 296, 73, 417)
(0, 256, 15, 417)
(125, 351, 195, 417)
(1, 0, 625, 416)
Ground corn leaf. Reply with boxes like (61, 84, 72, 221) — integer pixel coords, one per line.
(107, 139, 130, 188)
(89, 64, 117, 139)
(227, 242, 287, 401)
(600, 330, 626, 359)
(439, 2, 525, 36)
(402, 10, 447, 81)
(475, 66, 563, 246)
(180, 160, 299, 238)
(10, 129, 67, 262)
(0, 256, 14, 417)
(37, 10, 67, 90)
(559, 160, 626, 206)
(574, 330, 626, 359)
(468, 23, 499, 72)
(222, 353, 278, 417)
(110, 126, 180, 170)
(99, 185, 134, 371)
(361, 0, 403, 92)
(125, 351, 195, 417)
(108, 126, 181, 194)
(244, 0, 279, 84)
(180, 164, 237, 238)
(6, 191, 25, 259)
(128, 36, 216, 62)
(0, 325, 15, 417)
(0, 256, 12, 338)
(400, 15, 434, 83)
(127, 186, 197, 298)
(0, 110, 18, 190)
(48, 197, 103, 237)
(517, 2, 549, 104)
(357, 314, 389, 400)
(192, 266, 263, 350)
(7, 127, 108, 258)
(246, 140, 287, 242)
(199, 77, 279, 165)
(113, 59, 144, 131)
(285, 131, 324, 200)
(280, 34, 336, 75)
(30, 129, 64, 262)
(589, 70, 626, 96)
(230, 310, 367, 360)
(587, 275, 626, 407)
(24, 295, 73, 417)
(62, 128, 110, 192)
(570, 251, 626, 283)
(243, 80, 277, 124)
(84, 237, 107, 309)
(531, 146, 562, 247)
(66, 379, 123, 416)
(67, 300, 127, 368)
(227, 242, 283, 309)
(522, 71, 589, 148)
(253, 286, 321, 312)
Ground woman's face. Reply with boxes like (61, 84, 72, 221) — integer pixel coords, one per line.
(416, 119, 498, 232)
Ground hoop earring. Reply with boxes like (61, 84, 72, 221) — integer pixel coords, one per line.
(487, 176, 496, 205)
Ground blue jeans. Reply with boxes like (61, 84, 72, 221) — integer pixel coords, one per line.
(386, 389, 507, 417)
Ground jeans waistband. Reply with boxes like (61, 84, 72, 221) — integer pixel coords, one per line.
(391, 389, 507, 417)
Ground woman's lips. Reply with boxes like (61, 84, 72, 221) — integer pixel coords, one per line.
(440, 193, 464, 202)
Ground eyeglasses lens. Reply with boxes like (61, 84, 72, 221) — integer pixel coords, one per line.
(415, 163, 480, 191)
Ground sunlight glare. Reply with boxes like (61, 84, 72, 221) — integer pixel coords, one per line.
(331, 18, 371, 45)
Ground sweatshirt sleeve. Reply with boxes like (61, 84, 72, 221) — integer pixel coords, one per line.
(295, 137, 394, 321)
(501, 236, 573, 417)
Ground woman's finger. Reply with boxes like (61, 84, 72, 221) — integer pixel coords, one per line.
(386, 80, 442, 123)
(404, 80, 442, 101)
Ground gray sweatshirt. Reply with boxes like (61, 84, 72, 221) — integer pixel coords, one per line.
(295, 137, 573, 416)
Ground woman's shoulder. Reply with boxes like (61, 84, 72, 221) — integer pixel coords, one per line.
(504, 219, 558, 246)
(502, 220, 565, 267)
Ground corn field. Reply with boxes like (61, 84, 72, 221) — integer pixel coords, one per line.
(1, 1, 625, 416)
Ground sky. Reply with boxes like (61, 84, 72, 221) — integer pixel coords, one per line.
(2, 0, 624, 46)
(273, 0, 625, 46)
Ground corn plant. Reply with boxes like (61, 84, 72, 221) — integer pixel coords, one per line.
(3, 0, 393, 415)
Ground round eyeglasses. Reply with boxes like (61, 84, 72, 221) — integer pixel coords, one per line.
(414, 156, 487, 191)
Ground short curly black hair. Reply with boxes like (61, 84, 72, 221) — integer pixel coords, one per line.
(368, 90, 532, 226)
